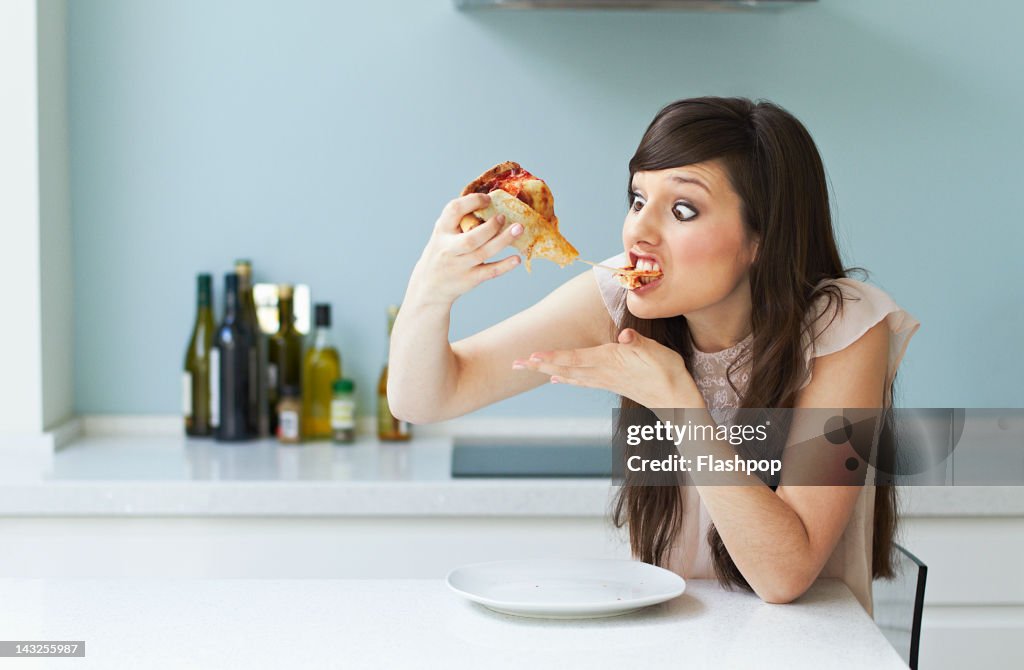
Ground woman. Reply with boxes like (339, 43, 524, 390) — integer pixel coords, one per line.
(389, 97, 920, 614)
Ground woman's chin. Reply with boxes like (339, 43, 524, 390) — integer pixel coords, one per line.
(626, 295, 674, 320)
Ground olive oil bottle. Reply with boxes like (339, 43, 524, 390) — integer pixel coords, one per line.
(268, 284, 303, 435)
(183, 274, 215, 436)
(378, 305, 410, 442)
(302, 303, 341, 440)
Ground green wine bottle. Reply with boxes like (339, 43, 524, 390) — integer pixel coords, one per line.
(234, 259, 269, 438)
(183, 274, 215, 437)
(268, 284, 304, 435)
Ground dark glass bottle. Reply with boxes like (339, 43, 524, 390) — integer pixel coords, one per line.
(213, 273, 253, 442)
(184, 274, 215, 437)
(234, 259, 269, 438)
(268, 284, 303, 435)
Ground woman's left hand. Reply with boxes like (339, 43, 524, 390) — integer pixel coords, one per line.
(512, 328, 706, 409)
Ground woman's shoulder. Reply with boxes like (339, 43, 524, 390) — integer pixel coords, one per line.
(800, 277, 921, 389)
(593, 252, 628, 322)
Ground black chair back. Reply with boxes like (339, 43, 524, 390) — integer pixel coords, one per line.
(873, 543, 927, 669)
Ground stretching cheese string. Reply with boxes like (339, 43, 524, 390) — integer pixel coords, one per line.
(576, 259, 662, 277)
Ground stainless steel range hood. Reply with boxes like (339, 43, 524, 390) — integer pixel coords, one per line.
(456, 0, 815, 9)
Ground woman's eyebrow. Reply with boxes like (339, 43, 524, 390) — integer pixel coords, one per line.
(667, 174, 711, 194)
(631, 175, 711, 195)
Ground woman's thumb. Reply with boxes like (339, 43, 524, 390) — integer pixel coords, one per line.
(618, 328, 638, 344)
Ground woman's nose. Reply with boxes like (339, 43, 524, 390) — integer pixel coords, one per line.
(629, 207, 661, 245)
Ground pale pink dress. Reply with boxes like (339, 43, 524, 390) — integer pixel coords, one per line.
(594, 253, 921, 614)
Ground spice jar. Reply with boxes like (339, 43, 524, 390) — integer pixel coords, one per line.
(330, 379, 356, 444)
(276, 385, 302, 444)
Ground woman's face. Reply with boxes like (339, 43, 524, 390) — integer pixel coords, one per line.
(622, 160, 759, 320)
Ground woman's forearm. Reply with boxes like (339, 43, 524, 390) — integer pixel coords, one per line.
(387, 296, 460, 424)
(672, 408, 815, 603)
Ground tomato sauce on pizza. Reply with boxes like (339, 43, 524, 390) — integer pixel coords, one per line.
(468, 166, 541, 207)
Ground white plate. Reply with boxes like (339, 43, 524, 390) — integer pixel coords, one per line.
(446, 558, 686, 619)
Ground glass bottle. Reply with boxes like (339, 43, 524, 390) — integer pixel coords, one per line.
(184, 273, 215, 437)
(302, 303, 341, 440)
(268, 284, 303, 435)
(213, 273, 253, 442)
(234, 259, 269, 438)
(276, 385, 302, 445)
(378, 305, 410, 442)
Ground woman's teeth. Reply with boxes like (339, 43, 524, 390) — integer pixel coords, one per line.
(636, 258, 662, 285)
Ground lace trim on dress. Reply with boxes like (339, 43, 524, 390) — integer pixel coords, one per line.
(689, 332, 754, 425)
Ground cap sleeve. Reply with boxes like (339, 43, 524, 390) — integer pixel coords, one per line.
(800, 278, 921, 394)
(593, 252, 628, 324)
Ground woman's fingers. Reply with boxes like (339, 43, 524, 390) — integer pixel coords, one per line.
(454, 213, 505, 253)
(468, 254, 521, 286)
(473, 221, 524, 262)
(524, 346, 609, 369)
(436, 193, 492, 233)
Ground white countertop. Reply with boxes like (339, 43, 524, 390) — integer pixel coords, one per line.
(0, 434, 1020, 517)
(0, 577, 904, 669)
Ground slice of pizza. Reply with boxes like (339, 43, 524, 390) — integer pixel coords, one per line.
(459, 161, 579, 271)
(614, 266, 662, 290)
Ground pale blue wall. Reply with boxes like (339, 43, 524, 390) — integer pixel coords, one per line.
(69, 0, 1024, 416)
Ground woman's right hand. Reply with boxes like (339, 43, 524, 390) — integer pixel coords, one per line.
(404, 193, 524, 307)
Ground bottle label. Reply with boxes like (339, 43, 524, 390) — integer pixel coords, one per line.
(331, 399, 356, 429)
(279, 409, 300, 440)
(209, 349, 221, 428)
(182, 371, 193, 418)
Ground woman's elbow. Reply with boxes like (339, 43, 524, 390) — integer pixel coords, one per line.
(386, 386, 430, 425)
(755, 576, 813, 605)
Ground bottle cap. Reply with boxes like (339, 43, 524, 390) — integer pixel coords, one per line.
(224, 272, 238, 290)
(315, 303, 331, 327)
(278, 283, 294, 299)
(197, 274, 212, 305)
(333, 379, 354, 394)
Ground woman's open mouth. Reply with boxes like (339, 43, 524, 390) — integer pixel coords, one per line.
(633, 257, 662, 286)
(620, 252, 663, 292)
(631, 274, 663, 293)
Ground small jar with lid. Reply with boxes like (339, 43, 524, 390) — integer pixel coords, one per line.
(330, 379, 357, 444)
(276, 385, 302, 444)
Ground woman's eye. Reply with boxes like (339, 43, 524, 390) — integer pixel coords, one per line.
(674, 202, 697, 221)
(630, 193, 645, 211)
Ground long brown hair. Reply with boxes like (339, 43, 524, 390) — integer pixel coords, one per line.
(611, 97, 898, 589)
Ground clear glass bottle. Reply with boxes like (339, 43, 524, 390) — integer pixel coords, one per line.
(378, 305, 410, 442)
(302, 303, 341, 440)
